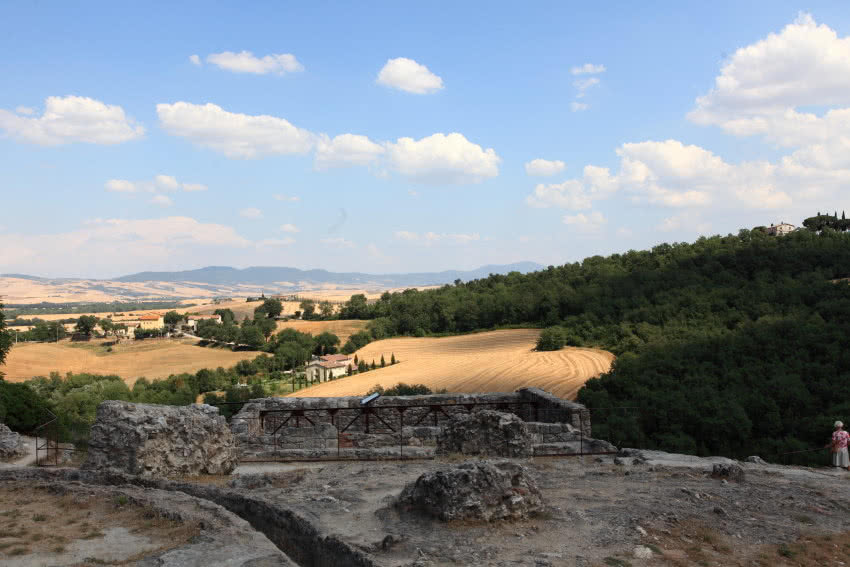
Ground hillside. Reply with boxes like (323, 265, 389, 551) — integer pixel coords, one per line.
(289, 329, 613, 399)
(332, 228, 850, 462)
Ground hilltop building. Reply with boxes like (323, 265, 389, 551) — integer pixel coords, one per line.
(306, 354, 353, 382)
(185, 314, 222, 331)
(766, 222, 796, 236)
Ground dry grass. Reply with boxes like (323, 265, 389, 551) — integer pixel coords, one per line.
(3, 339, 261, 384)
(274, 319, 369, 344)
(0, 483, 199, 563)
(287, 329, 614, 400)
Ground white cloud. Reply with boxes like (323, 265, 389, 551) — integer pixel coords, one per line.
(616, 227, 633, 237)
(274, 194, 300, 202)
(688, 13, 850, 147)
(657, 212, 712, 234)
(377, 57, 444, 94)
(571, 63, 606, 75)
(279, 223, 299, 233)
(314, 133, 385, 169)
(320, 237, 355, 249)
(206, 51, 304, 75)
(525, 158, 566, 177)
(240, 207, 262, 219)
(570, 102, 589, 112)
(155, 174, 180, 191)
(394, 231, 481, 244)
(0, 95, 144, 146)
(189, 54, 201, 66)
(257, 237, 295, 247)
(385, 132, 500, 184)
(574, 77, 600, 95)
(14, 106, 35, 115)
(0, 217, 253, 276)
(105, 179, 136, 193)
(157, 102, 315, 159)
(563, 211, 607, 232)
(105, 175, 207, 195)
(151, 195, 173, 207)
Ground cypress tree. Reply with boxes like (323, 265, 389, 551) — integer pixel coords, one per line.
(380, 354, 386, 367)
(391, 353, 396, 365)
(370, 359, 377, 370)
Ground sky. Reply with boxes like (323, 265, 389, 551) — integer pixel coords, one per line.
(1, 1, 849, 279)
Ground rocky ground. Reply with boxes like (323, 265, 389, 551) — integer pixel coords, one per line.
(3, 451, 850, 566)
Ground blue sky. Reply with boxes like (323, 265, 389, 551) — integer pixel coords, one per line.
(1, 1, 849, 278)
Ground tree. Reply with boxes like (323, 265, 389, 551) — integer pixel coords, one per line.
(255, 317, 277, 340)
(213, 308, 236, 325)
(164, 311, 183, 329)
(370, 359, 377, 370)
(380, 354, 386, 367)
(99, 318, 114, 336)
(260, 298, 283, 318)
(47, 321, 67, 342)
(391, 353, 396, 365)
(536, 327, 566, 351)
(319, 301, 334, 319)
(347, 364, 353, 376)
(238, 326, 265, 349)
(75, 315, 98, 337)
(300, 300, 316, 319)
(314, 332, 340, 355)
(0, 302, 11, 370)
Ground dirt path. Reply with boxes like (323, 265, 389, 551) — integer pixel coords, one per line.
(289, 329, 614, 399)
(0, 436, 37, 468)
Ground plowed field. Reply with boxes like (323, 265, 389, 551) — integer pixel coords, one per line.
(287, 329, 614, 400)
(274, 320, 368, 344)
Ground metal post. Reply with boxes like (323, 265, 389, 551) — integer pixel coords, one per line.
(579, 411, 584, 457)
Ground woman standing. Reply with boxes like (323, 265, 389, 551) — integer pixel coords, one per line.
(830, 421, 850, 471)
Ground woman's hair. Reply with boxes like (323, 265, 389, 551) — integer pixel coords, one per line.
(835, 421, 844, 428)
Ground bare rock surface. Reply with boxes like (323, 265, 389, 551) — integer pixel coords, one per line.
(396, 461, 543, 522)
(0, 423, 26, 461)
(83, 401, 237, 476)
(437, 410, 533, 458)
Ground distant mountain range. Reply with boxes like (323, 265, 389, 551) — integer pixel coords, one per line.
(113, 262, 544, 287)
(2, 262, 545, 288)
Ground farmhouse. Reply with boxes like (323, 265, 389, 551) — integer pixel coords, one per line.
(138, 315, 164, 330)
(767, 222, 795, 236)
(305, 353, 353, 382)
(185, 314, 222, 331)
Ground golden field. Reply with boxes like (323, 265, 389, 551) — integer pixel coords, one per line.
(274, 319, 369, 344)
(288, 329, 614, 400)
(1, 339, 261, 385)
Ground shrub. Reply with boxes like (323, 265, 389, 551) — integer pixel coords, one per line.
(536, 327, 566, 351)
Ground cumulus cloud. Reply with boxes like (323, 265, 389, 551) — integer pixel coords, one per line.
(240, 207, 262, 218)
(157, 102, 315, 159)
(657, 212, 712, 234)
(151, 195, 173, 207)
(574, 77, 600, 96)
(273, 194, 300, 202)
(189, 54, 201, 66)
(0, 96, 144, 145)
(393, 231, 481, 244)
(377, 57, 444, 94)
(563, 211, 607, 232)
(571, 63, 606, 75)
(0, 217, 253, 277)
(525, 158, 566, 177)
(385, 132, 500, 184)
(314, 133, 385, 169)
(279, 223, 299, 233)
(206, 51, 304, 75)
(320, 237, 355, 249)
(105, 175, 207, 195)
(14, 106, 35, 115)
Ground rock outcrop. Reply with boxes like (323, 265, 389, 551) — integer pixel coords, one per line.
(437, 410, 533, 458)
(0, 423, 26, 461)
(396, 461, 543, 522)
(83, 401, 237, 476)
(711, 462, 745, 482)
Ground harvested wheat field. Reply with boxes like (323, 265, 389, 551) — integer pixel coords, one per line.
(288, 329, 614, 400)
(2, 339, 261, 385)
(274, 319, 369, 344)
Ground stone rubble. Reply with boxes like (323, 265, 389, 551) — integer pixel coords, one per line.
(0, 423, 26, 461)
(396, 460, 544, 522)
(83, 401, 237, 476)
(437, 410, 534, 458)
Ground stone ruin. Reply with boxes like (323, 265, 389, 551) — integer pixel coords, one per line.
(0, 423, 26, 461)
(437, 409, 533, 458)
(231, 387, 615, 460)
(396, 461, 543, 522)
(83, 401, 237, 476)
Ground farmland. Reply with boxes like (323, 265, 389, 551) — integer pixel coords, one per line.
(273, 319, 369, 344)
(288, 329, 614, 400)
(1, 339, 261, 385)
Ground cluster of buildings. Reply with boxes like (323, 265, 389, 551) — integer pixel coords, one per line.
(765, 222, 796, 236)
(107, 313, 222, 337)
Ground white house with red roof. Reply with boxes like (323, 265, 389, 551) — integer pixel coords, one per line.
(306, 353, 354, 382)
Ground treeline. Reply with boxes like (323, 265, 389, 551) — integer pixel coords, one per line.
(6, 300, 191, 316)
(336, 227, 850, 462)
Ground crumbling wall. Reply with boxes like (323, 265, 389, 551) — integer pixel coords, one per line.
(84, 401, 237, 476)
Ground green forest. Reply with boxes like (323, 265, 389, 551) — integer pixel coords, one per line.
(333, 226, 850, 462)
